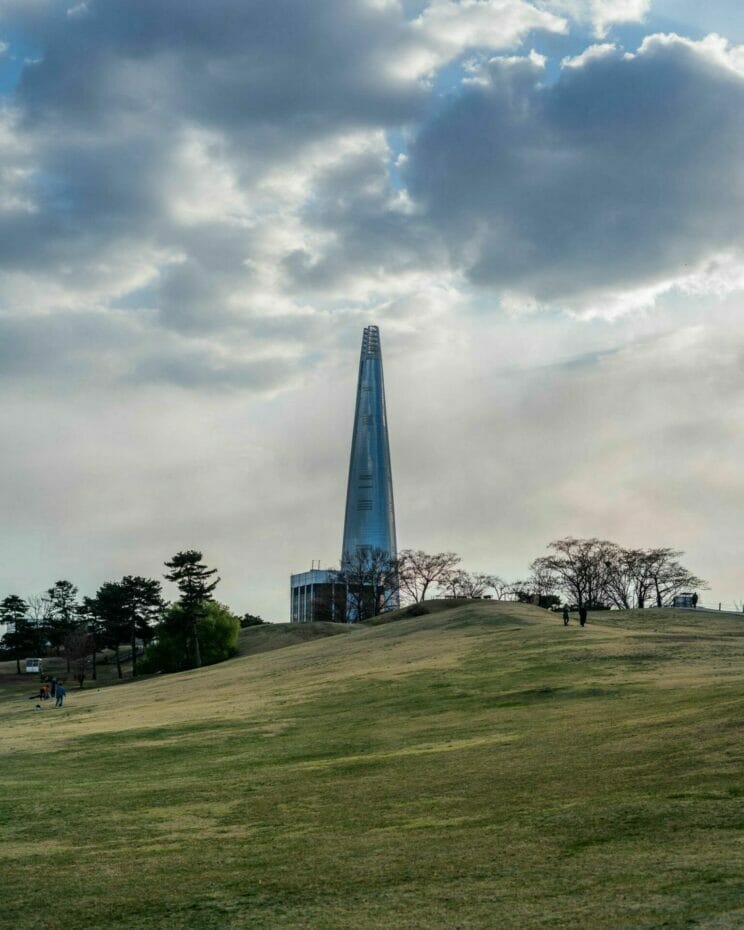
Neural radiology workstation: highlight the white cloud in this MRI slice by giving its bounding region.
[392,0,567,79]
[561,42,617,68]
[631,31,744,76]
[545,0,649,37]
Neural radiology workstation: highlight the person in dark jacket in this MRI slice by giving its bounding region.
[55,683,66,707]
[562,606,570,625]
[579,606,588,627]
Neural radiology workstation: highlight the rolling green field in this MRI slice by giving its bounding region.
[1,602,743,930]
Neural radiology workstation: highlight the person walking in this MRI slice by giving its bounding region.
[579,605,588,627]
[50,677,58,698]
[55,683,66,708]
[562,606,570,626]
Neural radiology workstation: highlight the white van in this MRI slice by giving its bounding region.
[25,657,42,674]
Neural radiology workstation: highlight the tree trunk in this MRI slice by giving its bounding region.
[15,656,20,674]
[131,632,138,677]
[192,622,202,668]
[115,645,122,679]
[92,645,97,681]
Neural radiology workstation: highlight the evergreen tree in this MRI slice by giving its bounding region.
[120,576,164,676]
[0,595,38,674]
[164,551,219,669]
[46,580,81,666]
[89,577,164,677]
[85,585,128,678]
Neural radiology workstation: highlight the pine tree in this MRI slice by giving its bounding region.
[163,551,220,669]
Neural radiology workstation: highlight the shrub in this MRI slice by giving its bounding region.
[198,602,241,665]
[405,603,431,617]
[140,601,240,674]
[241,613,264,627]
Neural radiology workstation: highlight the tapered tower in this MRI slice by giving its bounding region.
[341,325,397,566]
[289,324,397,622]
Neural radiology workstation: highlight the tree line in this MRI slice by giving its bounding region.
[0,550,253,682]
[327,548,505,621]
[331,538,706,620]
[525,538,706,611]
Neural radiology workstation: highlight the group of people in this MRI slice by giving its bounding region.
[32,677,66,707]
[562,606,588,627]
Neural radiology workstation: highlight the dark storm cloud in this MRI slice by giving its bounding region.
[0,1,741,392]
[7,0,423,132]
[0,0,438,355]
[0,129,168,277]
[404,37,744,303]
[282,146,444,293]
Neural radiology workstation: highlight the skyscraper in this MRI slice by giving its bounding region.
[290,325,398,622]
[341,325,397,566]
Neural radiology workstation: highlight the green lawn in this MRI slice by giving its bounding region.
[1,602,742,929]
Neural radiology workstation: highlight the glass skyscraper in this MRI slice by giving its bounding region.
[290,325,397,621]
[341,325,397,566]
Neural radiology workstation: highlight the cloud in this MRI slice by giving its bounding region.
[398,0,567,78]
[404,33,744,314]
[561,42,616,68]
[0,309,308,394]
[546,0,650,38]
[0,0,573,382]
[0,4,740,389]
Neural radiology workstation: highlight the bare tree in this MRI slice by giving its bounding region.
[603,545,637,609]
[438,570,501,599]
[26,593,53,638]
[528,562,560,607]
[534,539,707,611]
[641,548,707,607]
[531,538,616,611]
[336,548,399,621]
[63,627,95,689]
[397,550,461,604]
[491,578,514,600]
[439,569,468,598]
[462,572,502,598]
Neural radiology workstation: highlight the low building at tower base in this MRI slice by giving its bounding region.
[290,569,347,623]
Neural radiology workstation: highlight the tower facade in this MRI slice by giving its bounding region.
[341,325,397,566]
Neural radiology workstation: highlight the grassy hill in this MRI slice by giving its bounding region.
[236,619,358,656]
[1,601,743,929]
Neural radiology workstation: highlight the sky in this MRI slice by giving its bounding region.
[0,0,742,619]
